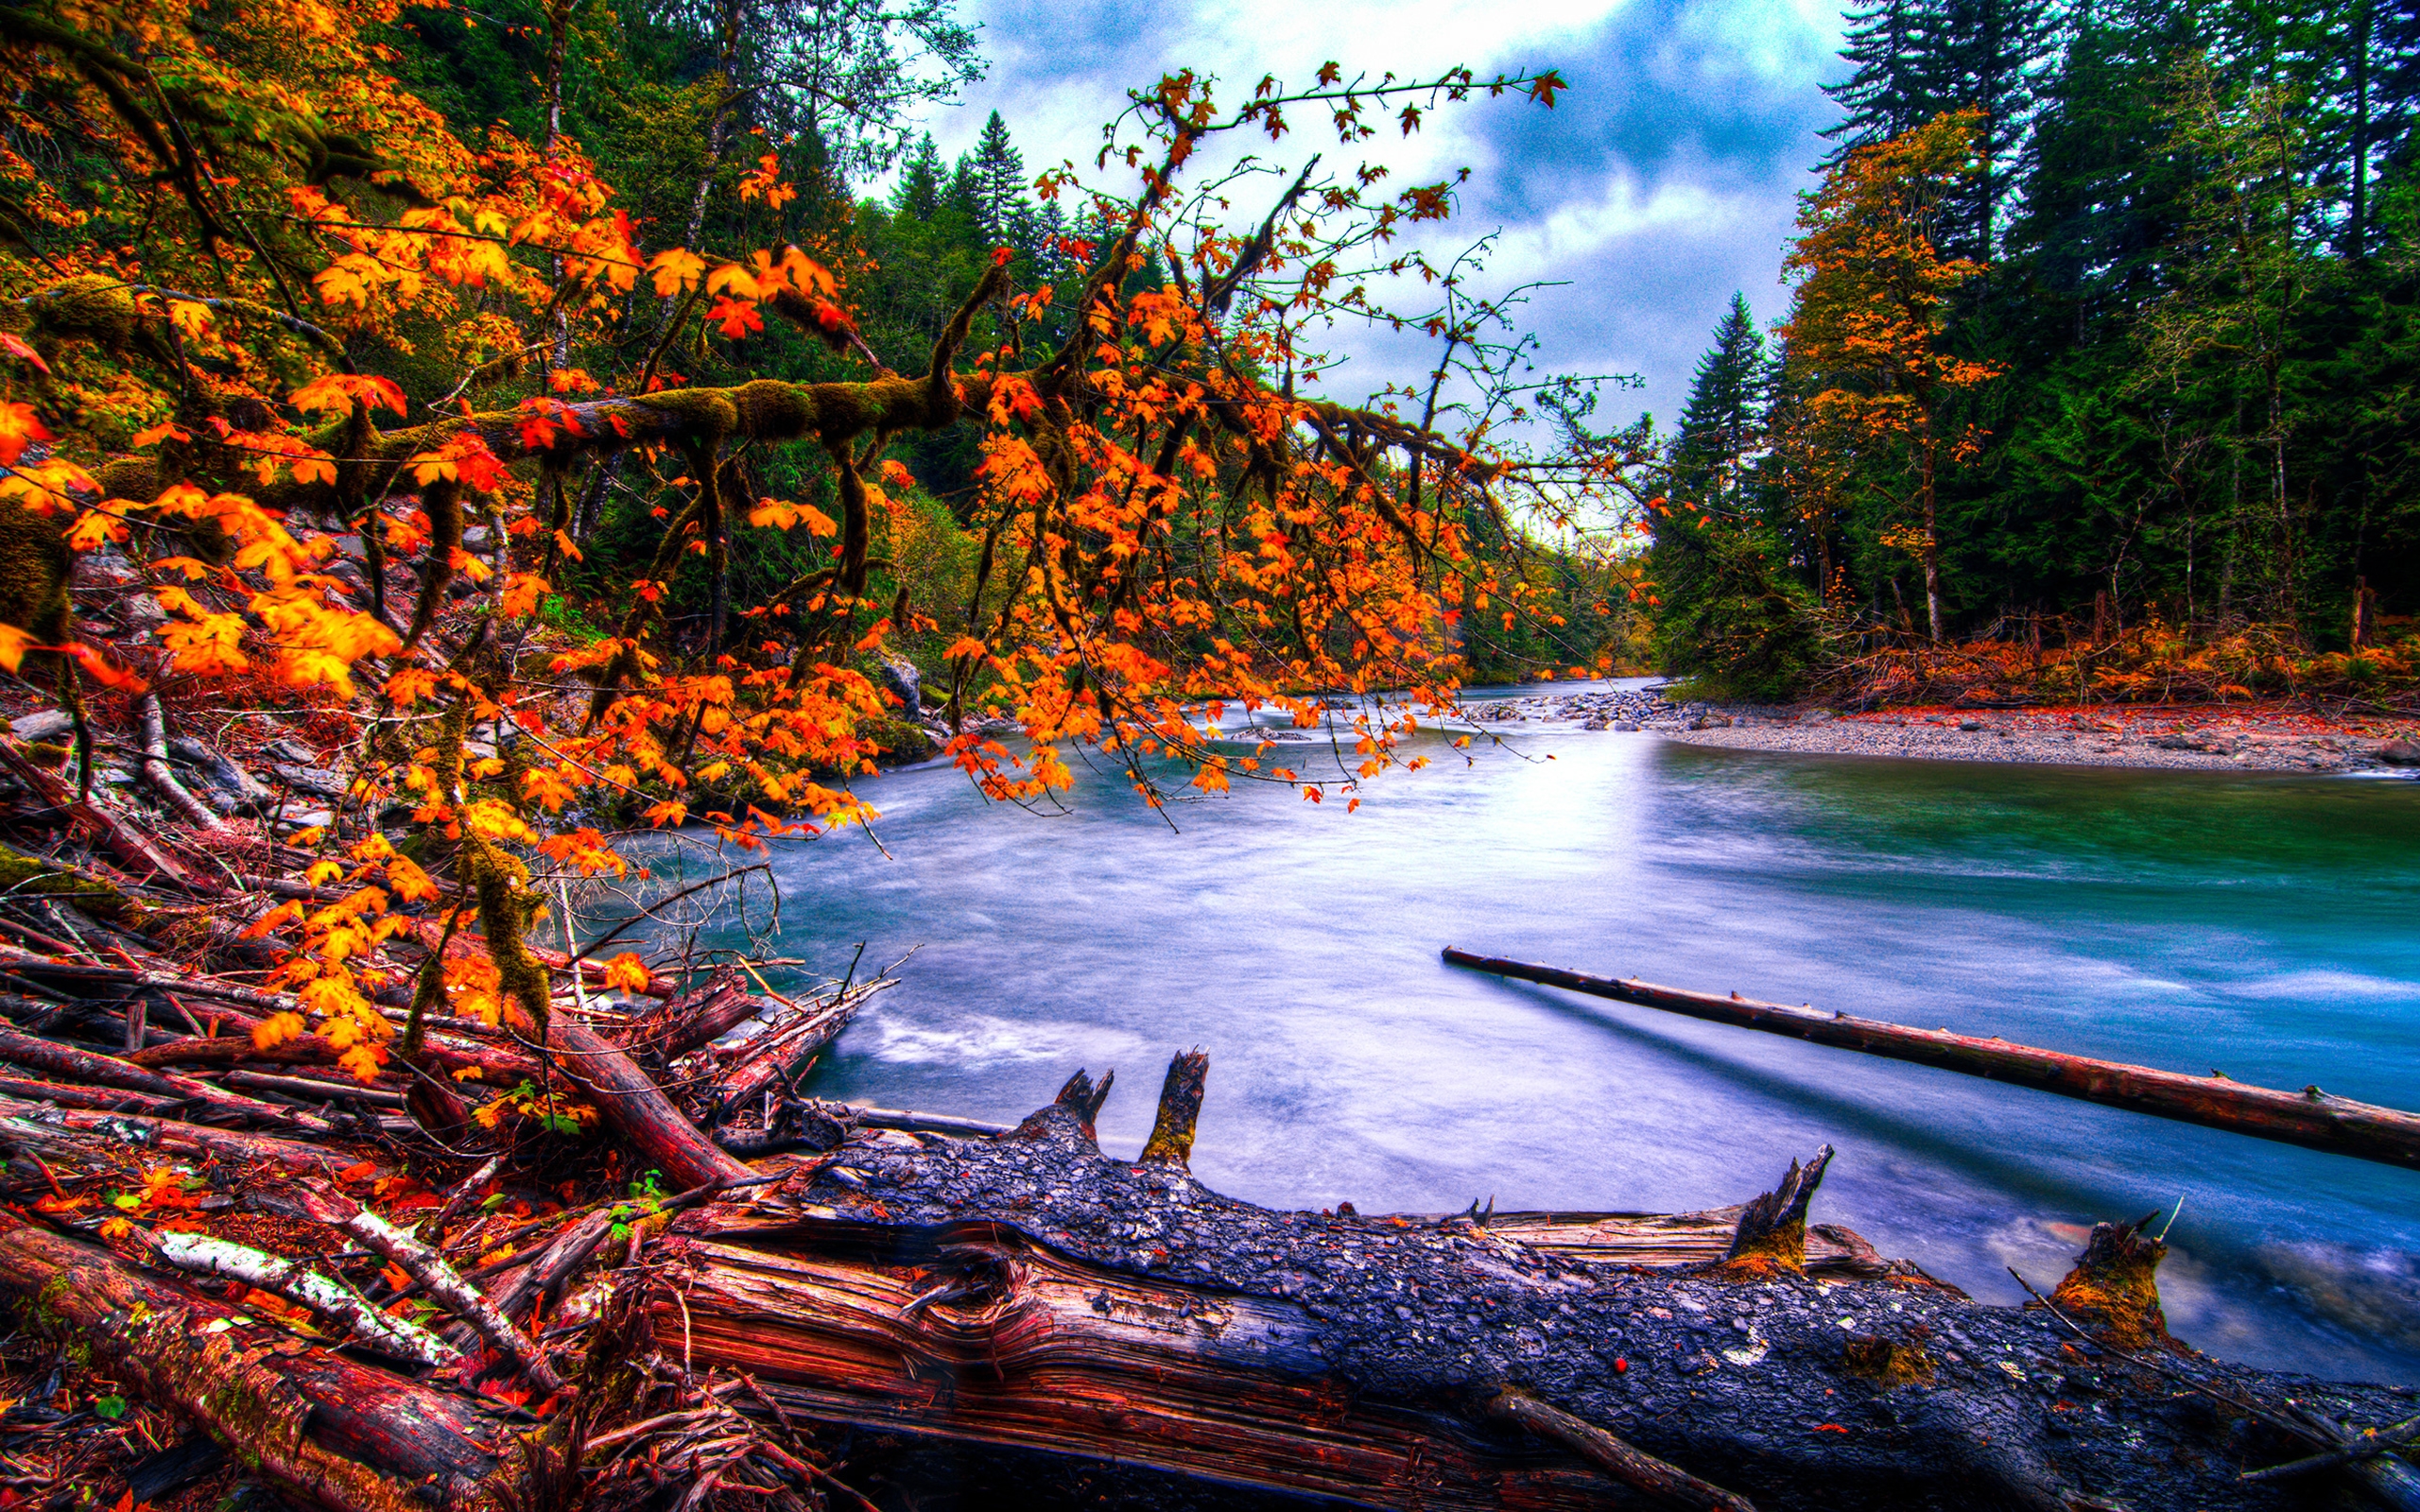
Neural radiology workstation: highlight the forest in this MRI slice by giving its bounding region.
[1650,0,2420,705]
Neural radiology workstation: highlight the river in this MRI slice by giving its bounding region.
[650,680,2420,1385]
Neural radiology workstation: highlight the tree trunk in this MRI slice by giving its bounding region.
[1920,423,1944,643]
[655,1062,2405,1512]
[1441,949,2420,1171]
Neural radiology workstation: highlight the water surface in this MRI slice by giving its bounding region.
[653,683,2420,1384]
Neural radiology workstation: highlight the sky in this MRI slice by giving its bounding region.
[897,0,1849,435]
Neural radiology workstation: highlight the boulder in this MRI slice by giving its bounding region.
[2378,739,2420,766]
[873,650,923,713]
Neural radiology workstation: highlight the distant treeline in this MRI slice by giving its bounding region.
[1650,0,2420,698]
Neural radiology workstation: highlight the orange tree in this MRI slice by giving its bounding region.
[1777,108,2001,644]
[0,0,1631,1066]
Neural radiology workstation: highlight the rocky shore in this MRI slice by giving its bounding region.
[1459,687,2420,774]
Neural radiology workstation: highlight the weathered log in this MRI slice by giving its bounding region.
[1443,947,2420,1171]
[1139,1047,1208,1169]
[279,1182,562,1395]
[1482,1385,1755,1512]
[1724,1144,1832,1270]
[146,1228,461,1368]
[0,1211,505,1511]
[0,1069,193,1116]
[136,693,230,833]
[0,738,206,890]
[130,1023,544,1086]
[617,967,753,1058]
[0,1020,334,1131]
[837,1100,1011,1138]
[660,1068,2405,1512]
[546,1015,753,1191]
[0,1099,364,1176]
[711,981,883,1119]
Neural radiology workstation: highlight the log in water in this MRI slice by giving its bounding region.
[1443,947,2420,1171]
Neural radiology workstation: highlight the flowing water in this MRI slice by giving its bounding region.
[648,680,2420,1385]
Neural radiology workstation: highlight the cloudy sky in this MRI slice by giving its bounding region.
[899,0,1848,433]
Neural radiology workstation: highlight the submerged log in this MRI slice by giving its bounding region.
[1443,947,2420,1171]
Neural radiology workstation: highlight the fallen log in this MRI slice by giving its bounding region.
[1443,947,2420,1172]
[0,738,207,891]
[659,1056,2408,1512]
[0,1099,363,1176]
[547,1014,754,1191]
[0,1211,507,1511]
[0,1020,335,1132]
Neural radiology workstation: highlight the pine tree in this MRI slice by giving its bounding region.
[1824,0,2053,256]
[1824,0,1937,148]
[892,133,944,219]
[942,149,983,226]
[1671,293,1771,513]
[971,110,1027,248]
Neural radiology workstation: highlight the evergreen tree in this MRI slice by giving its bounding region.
[971,110,1028,248]
[1824,0,1937,147]
[892,133,944,219]
[1824,0,2052,256]
[1670,293,1772,511]
[942,149,983,226]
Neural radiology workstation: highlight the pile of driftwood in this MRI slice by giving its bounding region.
[0,731,2413,1511]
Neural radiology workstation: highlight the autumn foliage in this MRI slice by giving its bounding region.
[0,0,1609,1081]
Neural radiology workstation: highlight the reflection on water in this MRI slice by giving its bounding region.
[649,682,2420,1384]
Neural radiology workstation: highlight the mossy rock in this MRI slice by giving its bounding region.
[0,500,70,663]
[860,717,934,765]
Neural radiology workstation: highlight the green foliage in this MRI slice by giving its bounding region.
[1651,0,2420,686]
[1649,507,1825,701]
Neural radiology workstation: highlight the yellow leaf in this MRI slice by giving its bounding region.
[705,263,759,298]
[646,248,706,297]
[0,624,28,674]
[251,1011,307,1050]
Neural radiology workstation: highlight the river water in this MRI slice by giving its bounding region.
[664,681,2420,1385]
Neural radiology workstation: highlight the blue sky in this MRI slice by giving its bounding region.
[902,0,1847,432]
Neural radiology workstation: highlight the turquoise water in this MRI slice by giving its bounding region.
[648,684,2420,1384]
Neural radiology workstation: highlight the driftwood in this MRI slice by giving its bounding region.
[1443,947,2420,1171]
[655,1057,2413,1512]
[3,1021,2414,1512]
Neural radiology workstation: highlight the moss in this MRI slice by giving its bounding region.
[859,717,933,764]
[730,379,816,439]
[1841,1333,1935,1388]
[0,499,70,651]
[631,388,738,438]
[2047,1215,2171,1351]
[0,844,147,925]
[28,273,136,348]
[467,835,550,1033]
[404,479,462,647]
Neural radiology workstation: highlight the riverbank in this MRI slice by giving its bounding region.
[1463,686,2420,773]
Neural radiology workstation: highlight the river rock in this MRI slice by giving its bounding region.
[270,762,349,799]
[9,710,72,743]
[2379,739,2420,766]
[873,651,923,713]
